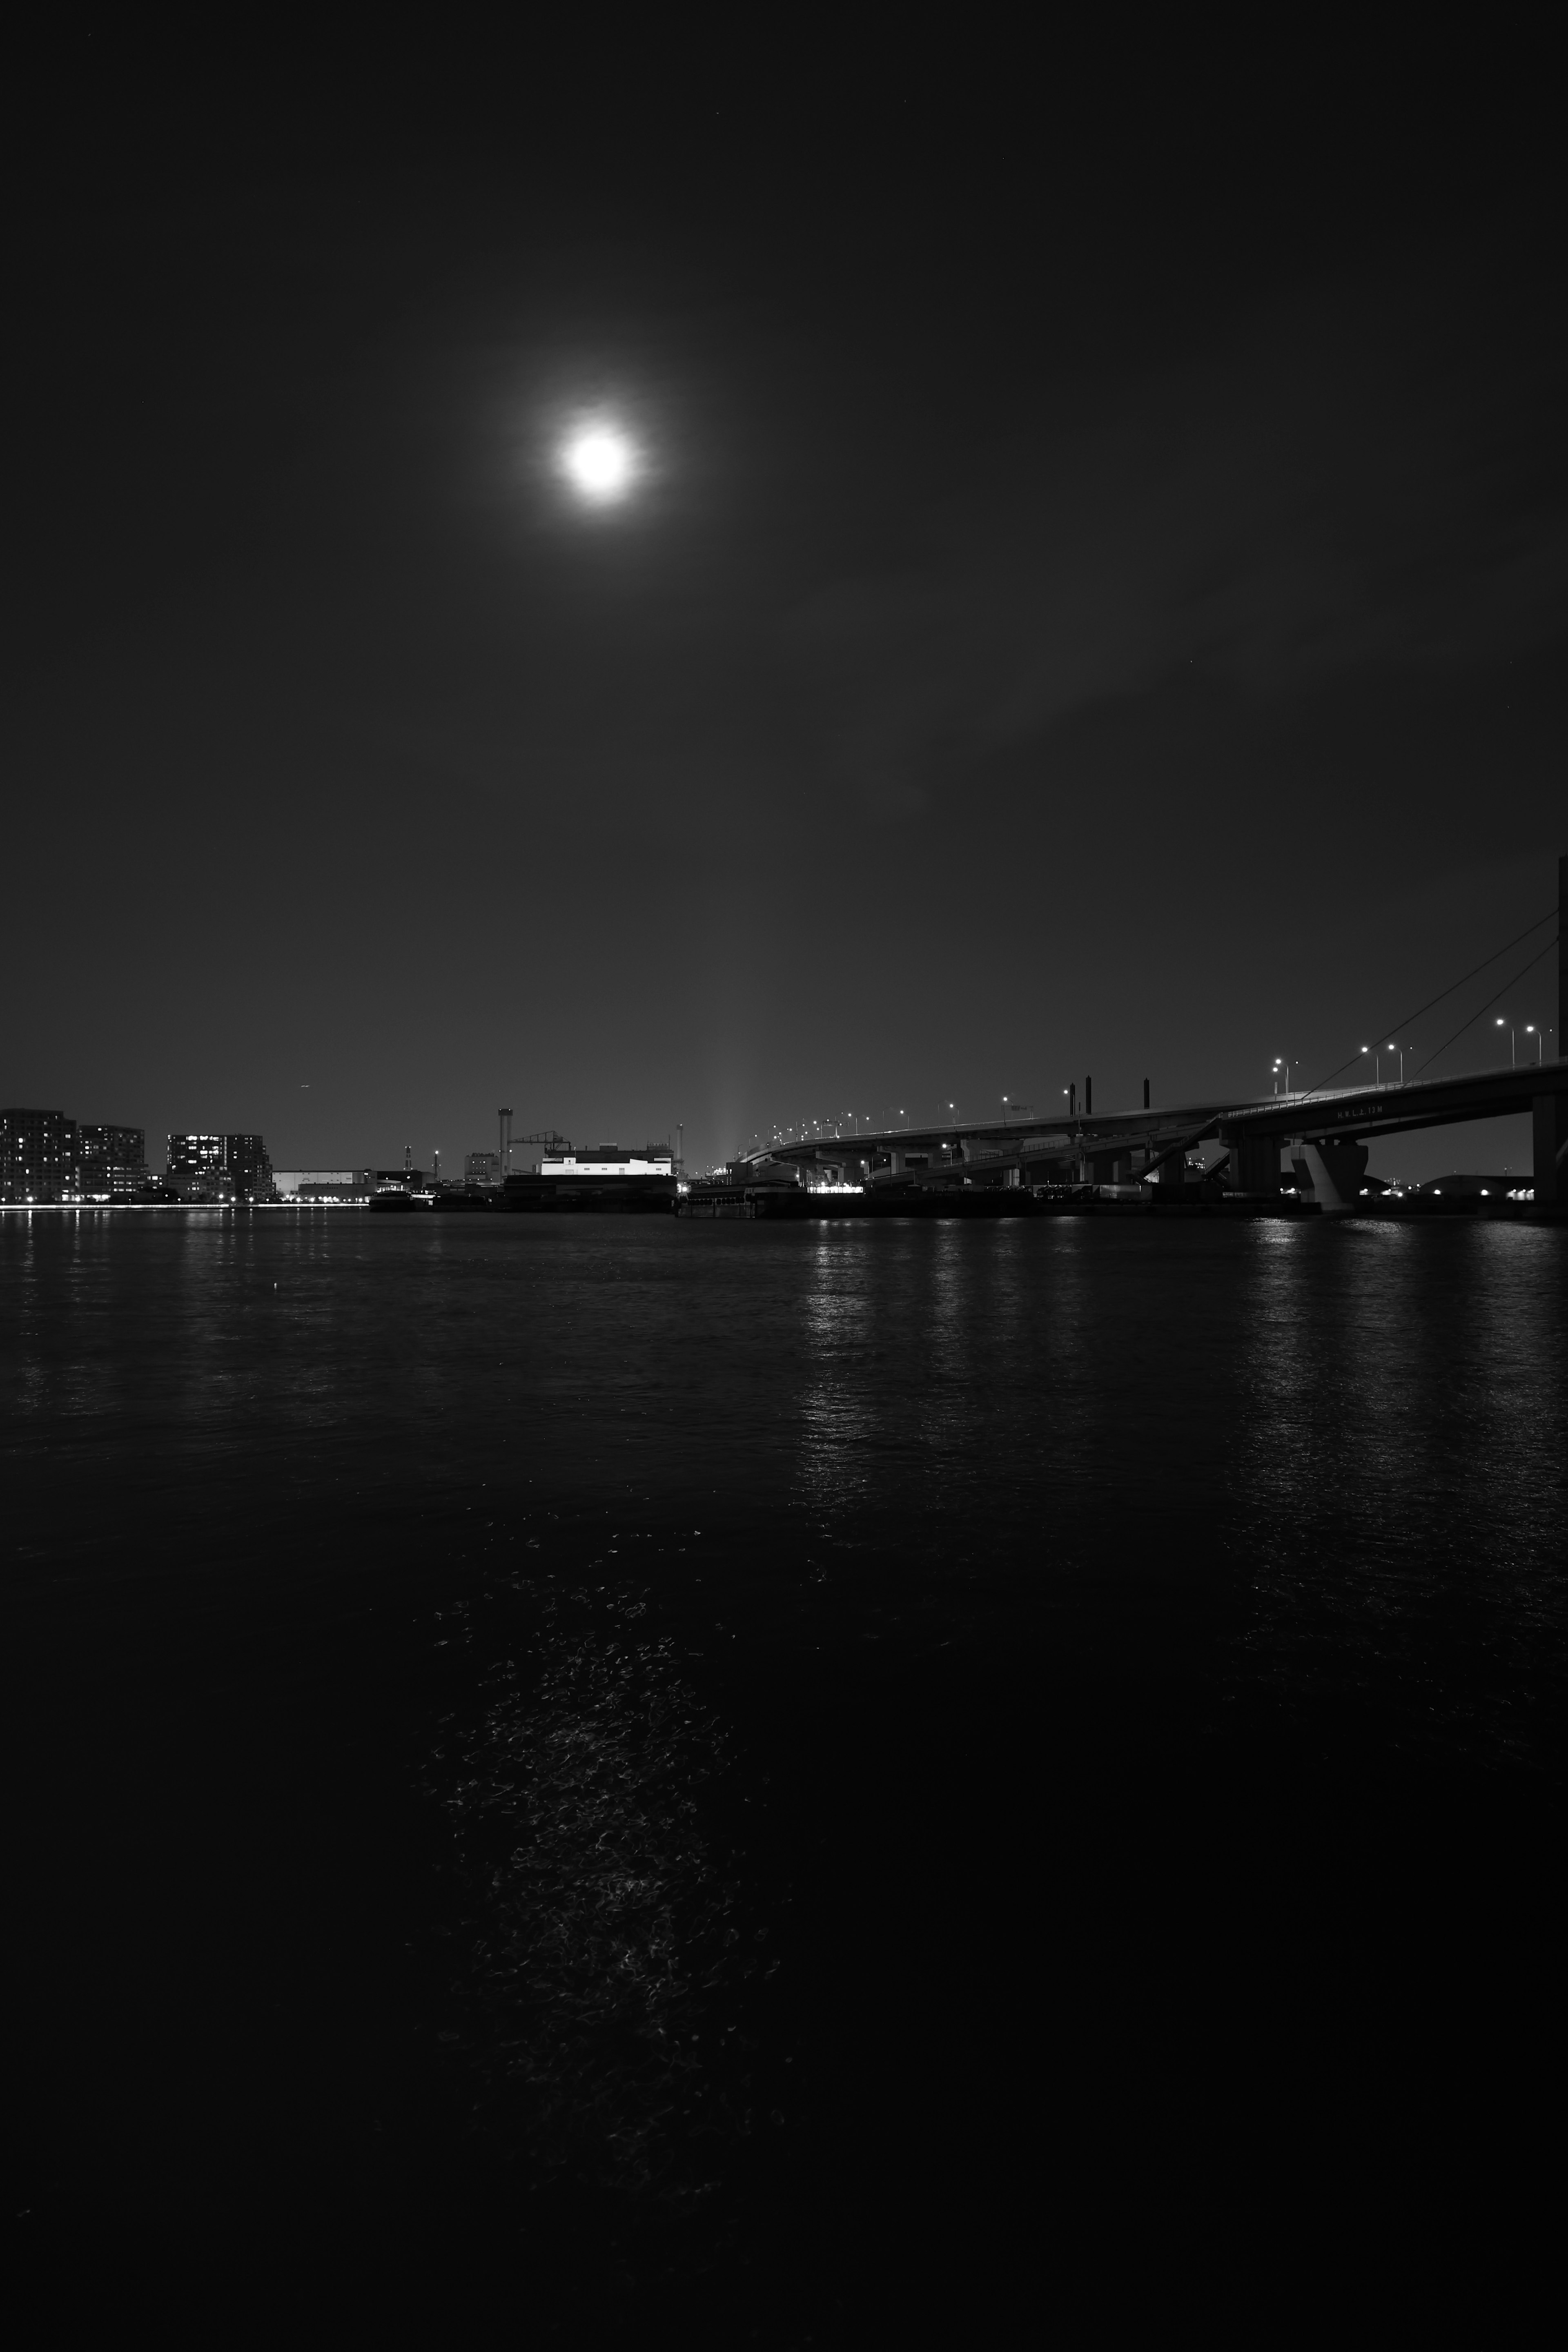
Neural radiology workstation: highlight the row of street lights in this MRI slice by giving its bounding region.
[1356,1020,1550,1084]
[753,1001,1559,1159]
[1269,1016,1553,1104]
[759,1011,1554,1158]
[768,1009,1557,1154]
[759,1096,1045,1149]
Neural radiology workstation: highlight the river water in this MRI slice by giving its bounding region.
[7,1210,1566,2335]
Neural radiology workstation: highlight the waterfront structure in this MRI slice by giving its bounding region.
[272,1169,374,1202]
[505,1143,677,1211]
[78,1124,148,1199]
[1,1107,78,1201]
[539,1145,673,1176]
[465,1150,502,1187]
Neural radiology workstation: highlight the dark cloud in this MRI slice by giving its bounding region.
[783,258,1568,816]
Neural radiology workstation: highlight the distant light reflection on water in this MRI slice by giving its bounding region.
[1229,1220,1566,1765]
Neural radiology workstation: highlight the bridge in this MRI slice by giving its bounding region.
[741,1057,1567,1214]
[738,858,1567,1216]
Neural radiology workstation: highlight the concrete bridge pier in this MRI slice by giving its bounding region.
[1533,1092,1566,1214]
[1536,850,1568,1214]
[1297,1141,1368,1214]
[1225,1133,1281,1198]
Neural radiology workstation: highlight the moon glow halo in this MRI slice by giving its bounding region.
[558,420,641,506]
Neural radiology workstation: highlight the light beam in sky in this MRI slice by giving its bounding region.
[557,419,641,506]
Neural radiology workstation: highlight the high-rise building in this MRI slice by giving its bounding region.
[1,1107,78,1201]
[78,1124,148,1199]
[165,1135,222,1200]
[165,1134,273,1200]
[223,1134,273,1201]
[166,1134,223,1197]
[163,1134,274,1201]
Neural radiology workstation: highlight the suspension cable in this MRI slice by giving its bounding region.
[1410,931,1559,1080]
[1299,905,1557,1099]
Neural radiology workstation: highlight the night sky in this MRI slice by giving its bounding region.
[8,24,1565,1176]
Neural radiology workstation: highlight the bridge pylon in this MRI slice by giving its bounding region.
[1530,851,1566,1214]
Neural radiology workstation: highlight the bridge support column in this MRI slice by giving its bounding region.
[1301,1142,1368,1214]
[1538,848,1568,1213]
[1533,1094,1566,1214]
[1227,1135,1281,1197]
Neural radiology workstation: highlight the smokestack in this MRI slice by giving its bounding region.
[1069,1082,1077,1118]
[1143,1078,1150,1109]
[1085,1076,1093,1116]
[498,1107,513,1180]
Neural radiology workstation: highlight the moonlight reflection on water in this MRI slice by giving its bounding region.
[429,1579,768,2204]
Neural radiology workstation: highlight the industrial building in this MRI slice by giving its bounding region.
[271,1169,374,1202]
[503,1143,678,1210]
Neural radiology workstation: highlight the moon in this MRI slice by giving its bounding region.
[558,420,641,506]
